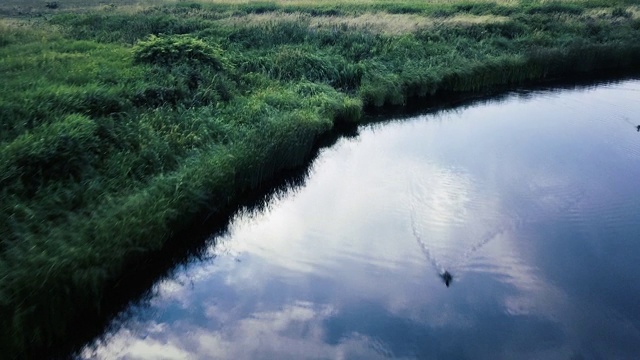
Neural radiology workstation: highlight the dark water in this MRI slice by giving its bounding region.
[80,80,640,360]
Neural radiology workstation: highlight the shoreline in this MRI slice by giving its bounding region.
[57,73,640,360]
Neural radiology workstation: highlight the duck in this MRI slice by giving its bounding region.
[636,125,640,132]
[440,271,453,287]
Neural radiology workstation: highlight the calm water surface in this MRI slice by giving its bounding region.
[82,80,640,359]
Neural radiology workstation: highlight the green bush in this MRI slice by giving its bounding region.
[133,34,229,68]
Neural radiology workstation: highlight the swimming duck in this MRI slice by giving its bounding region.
[440,271,453,287]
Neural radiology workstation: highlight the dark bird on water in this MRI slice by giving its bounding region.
[440,271,453,287]
[636,125,640,132]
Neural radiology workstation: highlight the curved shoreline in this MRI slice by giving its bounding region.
[58,72,640,360]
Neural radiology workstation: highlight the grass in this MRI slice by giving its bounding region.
[220,12,512,34]
[1,0,640,357]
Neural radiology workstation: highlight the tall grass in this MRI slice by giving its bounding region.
[1,0,640,357]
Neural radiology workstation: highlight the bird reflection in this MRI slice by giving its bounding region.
[440,271,453,287]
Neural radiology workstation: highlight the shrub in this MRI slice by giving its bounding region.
[133,34,229,68]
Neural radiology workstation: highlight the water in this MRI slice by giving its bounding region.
[81,80,640,359]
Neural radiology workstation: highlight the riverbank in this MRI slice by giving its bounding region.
[2,0,640,357]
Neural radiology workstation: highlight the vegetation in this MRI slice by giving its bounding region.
[1,0,640,357]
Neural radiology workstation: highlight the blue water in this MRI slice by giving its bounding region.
[81,80,640,360]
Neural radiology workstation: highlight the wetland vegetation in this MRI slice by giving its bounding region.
[1,0,640,357]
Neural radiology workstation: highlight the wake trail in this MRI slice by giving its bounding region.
[410,209,445,273]
[457,228,506,267]
[408,174,506,277]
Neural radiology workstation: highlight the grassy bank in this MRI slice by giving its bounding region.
[2,0,640,356]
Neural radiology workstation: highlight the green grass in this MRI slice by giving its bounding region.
[2,0,640,357]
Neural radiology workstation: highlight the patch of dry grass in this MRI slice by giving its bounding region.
[200,0,519,5]
[585,5,640,20]
[220,12,509,34]
[0,0,605,16]
[0,18,28,28]
[0,16,60,42]
[310,13,510,34]
[0,0,176,17]
[186,0,620,6]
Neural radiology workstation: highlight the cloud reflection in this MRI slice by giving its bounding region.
[82,80,640,359]
[83,300,412,360]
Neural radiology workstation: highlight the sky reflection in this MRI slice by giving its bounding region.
[82,80,640,360]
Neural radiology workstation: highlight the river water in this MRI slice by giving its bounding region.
[80,80,640,359]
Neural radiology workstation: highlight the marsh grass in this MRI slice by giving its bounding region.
[2,0,640,357]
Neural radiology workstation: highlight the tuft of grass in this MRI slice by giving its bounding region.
[0,114,98,192]
[132,34,229,68]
